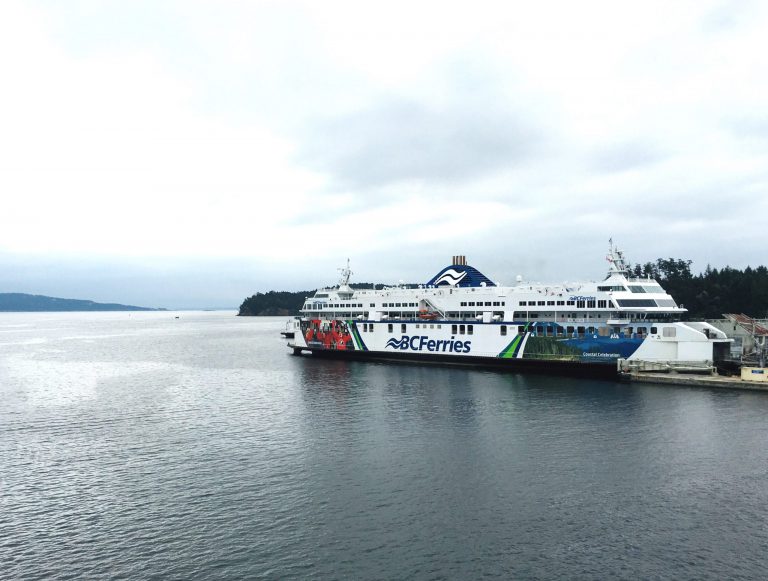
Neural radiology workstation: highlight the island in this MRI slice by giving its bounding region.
[0,293,165,312]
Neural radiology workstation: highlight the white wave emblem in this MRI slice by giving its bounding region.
[434,269,467,286]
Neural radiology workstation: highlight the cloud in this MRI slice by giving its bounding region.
[591,141,665,173]
[298,94,542,189]
[1,0,767,307]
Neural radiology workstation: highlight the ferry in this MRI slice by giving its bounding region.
[287,242,731,375]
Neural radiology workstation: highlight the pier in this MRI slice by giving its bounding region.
[623,370,768,392]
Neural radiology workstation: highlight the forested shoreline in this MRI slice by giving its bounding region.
[238,260,768,319]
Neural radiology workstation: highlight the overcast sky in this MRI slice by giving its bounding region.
[1,0,766,309]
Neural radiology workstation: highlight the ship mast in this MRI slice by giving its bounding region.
[337,259,353,295]
[605,238,630,278]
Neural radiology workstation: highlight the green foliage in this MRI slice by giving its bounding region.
[633,259,768,319]
[238,290,313,316]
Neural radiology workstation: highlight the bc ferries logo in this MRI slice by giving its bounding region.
[386,335,471,353]
[433,268,467,286]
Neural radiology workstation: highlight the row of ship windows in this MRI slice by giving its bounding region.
[306,299,668,310]
[359,322,675,338]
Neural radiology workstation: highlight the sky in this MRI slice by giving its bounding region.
[1,0,767,309]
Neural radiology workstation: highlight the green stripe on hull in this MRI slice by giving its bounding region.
[499,324,530,358]
[348,321,368,351]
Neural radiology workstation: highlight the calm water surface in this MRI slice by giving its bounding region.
[1,312,767,579]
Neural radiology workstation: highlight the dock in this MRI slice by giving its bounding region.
[624,371,768,392]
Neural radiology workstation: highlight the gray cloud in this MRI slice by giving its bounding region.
[727,115,768,141]
[701,0,757,33]
[591,141,665,173]
[298,96,543,189]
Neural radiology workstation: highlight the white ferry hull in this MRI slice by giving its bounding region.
[290,318,726,376]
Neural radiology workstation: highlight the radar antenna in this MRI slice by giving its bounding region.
[338,258,353,288]
[606,238,630,277]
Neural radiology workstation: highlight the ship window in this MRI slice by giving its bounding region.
[567,300,575,306]
[493,301,499,306]
[501,302,505,306]
[452,324,457,334]
[629,285,647,293]
[459,325,466,335]
[547,301,555,306]
[437,325,441,329]
[616,299,657,307]
[485,302,491,306]
[546,326,554,336]
[388,324,393,333]
[537,301,545,306]
[557,301,565,306]
[500,325,507,336]
[651,327,658,334]
[396,303,402,307]
[415,324,420,329]
[637,327,647,336]
[467,325,473,335]
[556,327,564,336]
[577,300,585,308]
[401,323,406,333]
[519,301,527,306]
[370,303,375,307]
[430,324,435,329]
[598,300,607,308]
[469,302,476,306]
[587,300,596,308]
[567,326,575,335]
[655,299,677,307]
[460,302,466,306]
[530,313,538,318]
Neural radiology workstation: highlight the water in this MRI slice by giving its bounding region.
[1,312,767,580]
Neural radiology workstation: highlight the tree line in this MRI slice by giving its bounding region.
[238,261,768,319]
[631,258,768,319]
[237,284,379,316]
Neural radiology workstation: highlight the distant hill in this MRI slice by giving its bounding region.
[0,293,165,312]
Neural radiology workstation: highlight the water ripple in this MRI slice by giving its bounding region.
[1,313,768,579]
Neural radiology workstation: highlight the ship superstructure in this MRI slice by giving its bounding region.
[288,243,730,374]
